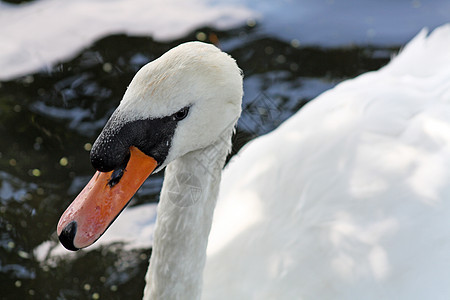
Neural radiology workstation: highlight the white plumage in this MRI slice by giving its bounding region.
[203,24,450,299]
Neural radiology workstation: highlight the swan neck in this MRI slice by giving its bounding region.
[143,133,232,300]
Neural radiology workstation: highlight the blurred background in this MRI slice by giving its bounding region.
[0,0,449,298]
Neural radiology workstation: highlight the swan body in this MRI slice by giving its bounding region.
[204,25,450,299]
[57,24,450,300]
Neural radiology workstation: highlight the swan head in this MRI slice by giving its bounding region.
[57,42,243,250]
[92,41,243,172]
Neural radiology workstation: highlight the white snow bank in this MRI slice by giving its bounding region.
[0,0,254,80]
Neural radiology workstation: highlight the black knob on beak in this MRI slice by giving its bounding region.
[58,221,79,251]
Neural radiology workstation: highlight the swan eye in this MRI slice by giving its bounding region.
[173,107,189,121]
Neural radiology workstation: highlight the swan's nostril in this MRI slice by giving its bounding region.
[58,221,79,251]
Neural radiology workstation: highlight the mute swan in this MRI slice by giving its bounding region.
[57,24,450,300]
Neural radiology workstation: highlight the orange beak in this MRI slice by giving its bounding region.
[57,146,157,250]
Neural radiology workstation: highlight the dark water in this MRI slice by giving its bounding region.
[0,23,395,299]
